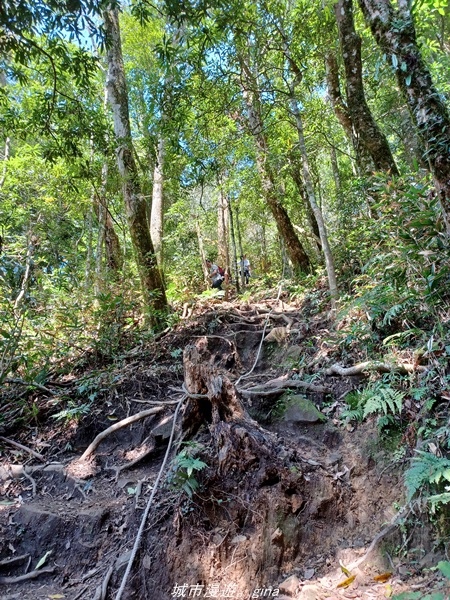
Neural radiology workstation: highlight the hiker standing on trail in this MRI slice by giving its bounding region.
[206,259,224,290]
[240,255,251,285]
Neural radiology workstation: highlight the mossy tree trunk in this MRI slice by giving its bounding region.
[358,0,450,233]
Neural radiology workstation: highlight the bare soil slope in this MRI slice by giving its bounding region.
[0,297,446,600]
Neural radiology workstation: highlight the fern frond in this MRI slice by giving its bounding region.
[405,451,450,501]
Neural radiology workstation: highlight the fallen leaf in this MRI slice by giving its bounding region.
[384,583,392,597]
[48,595,65,599]
[35,550,52,570]
[374,572,392,583]
[339,560,352,577]
[337,574,356,588]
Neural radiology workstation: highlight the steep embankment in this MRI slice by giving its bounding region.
[0,297,447,600]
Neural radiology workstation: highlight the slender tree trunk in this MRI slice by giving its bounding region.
[14,235,36,315]
[235,206,245,287]
[150,137,164,269]
[217,187,229,269]
[103,6,167,316]
[290,96,338,301]
[290,166,322,254]
[238,58,311,274]
[228,200,240,293]
[0,137,10,189]
[335,0,399,175]
[358,0,450,232]
[194,210,208,287]
[84,205,94,291]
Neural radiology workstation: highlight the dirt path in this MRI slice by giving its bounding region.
[0,299,447,600]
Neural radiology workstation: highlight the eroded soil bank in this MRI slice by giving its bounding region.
[0,297,448,600]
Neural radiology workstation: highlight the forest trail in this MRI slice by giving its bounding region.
[0,295,447,600]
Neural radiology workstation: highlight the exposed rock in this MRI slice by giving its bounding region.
[282,395,326,424]
[279,574,300,596]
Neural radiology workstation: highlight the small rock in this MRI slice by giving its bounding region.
[304,568,315,580]
[279,574,300,596]
[297,584,323,600]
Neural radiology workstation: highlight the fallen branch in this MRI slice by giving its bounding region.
[325,361,427,376]
[0,567,54,584]
[0,436,45,462]
[79,407,164,461]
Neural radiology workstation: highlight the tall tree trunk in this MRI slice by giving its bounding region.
[335,0,399,175]
[103,6,167,316]
[238,57,311,274]
[289,95,338,301]
[358,0,450,232]
[150,136,164,269]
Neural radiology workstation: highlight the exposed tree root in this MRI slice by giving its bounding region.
[0,567,55,584]
[0,554,29,568]
[93,564,114,600]
[78,406,164,461]
[0,436,45,462]
[239,379,331,397]
[326,361,427,376]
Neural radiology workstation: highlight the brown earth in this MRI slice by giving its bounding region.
[0,296,448,600]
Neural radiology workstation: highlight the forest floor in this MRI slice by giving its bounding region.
[0,288,449,600]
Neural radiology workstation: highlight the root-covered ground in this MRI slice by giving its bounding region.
[0,294,448,600]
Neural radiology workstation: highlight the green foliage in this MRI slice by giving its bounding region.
[168,443,207,499]
[405,451,450,505]
[341,383,405,425]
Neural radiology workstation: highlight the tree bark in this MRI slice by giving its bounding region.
[150,136,164,269]
[335,0,399,175]
[103,6,167,316]
[358,0,450,232]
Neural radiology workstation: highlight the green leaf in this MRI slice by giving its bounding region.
[437,561,450,579]
[406,74,412,86]
[391,54,398,68]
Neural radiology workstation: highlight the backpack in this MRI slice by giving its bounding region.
[217,266,225,277]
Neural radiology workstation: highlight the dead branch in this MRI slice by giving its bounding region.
[79,407,164,461]
[0,567,54,584]
[0,436,45,461]
[0,554,29,568]
[325,361,427,376]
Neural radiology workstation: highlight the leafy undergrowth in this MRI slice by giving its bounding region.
[0,286,450,599]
